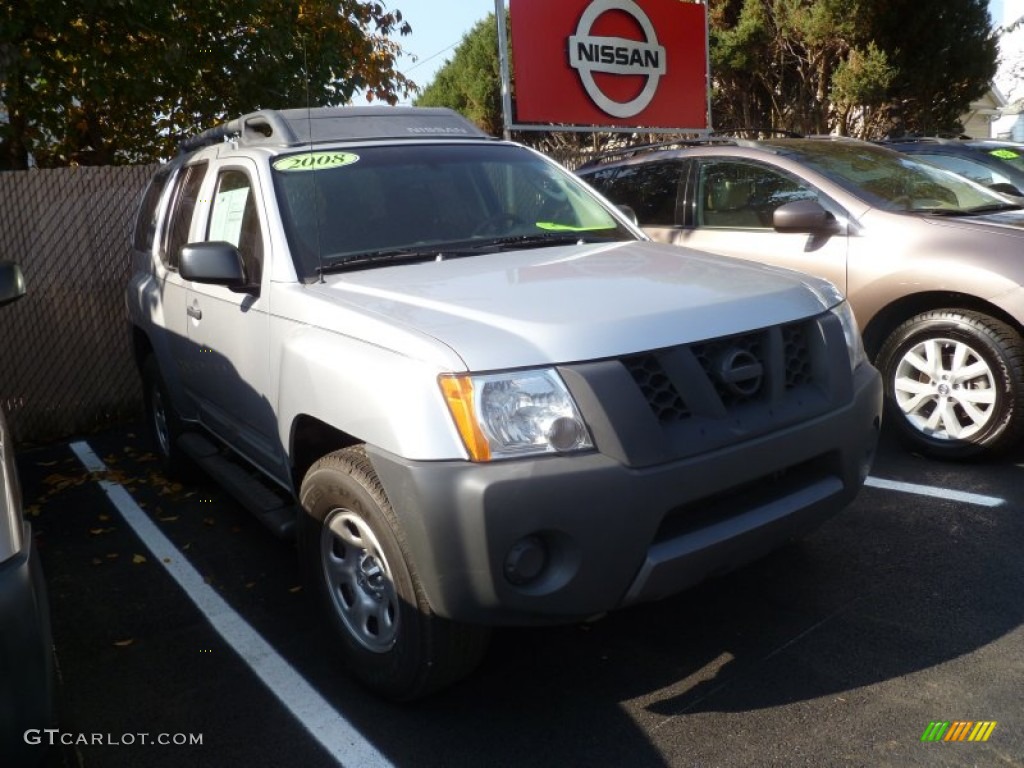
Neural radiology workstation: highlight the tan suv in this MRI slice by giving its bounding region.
[579,138,1024,459]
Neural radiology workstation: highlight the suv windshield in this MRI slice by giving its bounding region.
[272,143,634,277]
[767,140,1016,214]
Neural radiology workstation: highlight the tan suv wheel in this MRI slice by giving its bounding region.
[876,310,1024,458]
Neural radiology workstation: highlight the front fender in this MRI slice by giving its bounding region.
[276,325,470,461]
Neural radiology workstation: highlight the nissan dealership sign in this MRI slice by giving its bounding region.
[508,0,708,130]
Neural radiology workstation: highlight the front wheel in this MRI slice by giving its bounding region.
[875,310,1024,458]
[298,446,489,700]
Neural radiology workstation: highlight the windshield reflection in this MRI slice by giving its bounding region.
[769,140,1019,214]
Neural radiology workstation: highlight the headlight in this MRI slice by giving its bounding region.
[0,410,24,564]
[831,300,866,371]
[440,369,593,461]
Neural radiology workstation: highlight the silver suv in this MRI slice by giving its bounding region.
[580,138,1024,458]
[127,107,881,699]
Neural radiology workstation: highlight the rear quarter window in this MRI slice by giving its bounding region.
[132,165,175,252]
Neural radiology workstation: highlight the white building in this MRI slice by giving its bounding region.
[990,0,1024,138]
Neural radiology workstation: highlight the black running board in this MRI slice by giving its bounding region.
[178,432,296,539]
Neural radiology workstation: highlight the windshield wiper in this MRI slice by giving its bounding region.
[317,248,441,274]
[912,202,1023,217]
[316,233,628,274]
[474,232,624,250]
[964,203,1024,215]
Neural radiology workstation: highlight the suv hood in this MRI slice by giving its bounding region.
[309,241,835,370]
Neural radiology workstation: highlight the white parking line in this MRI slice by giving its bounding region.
[69,441,394,768]
[865,475,1005,508]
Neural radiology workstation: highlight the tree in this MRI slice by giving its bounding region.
[415,14,504,136]
[710,0,864,135]
[710,0,997,137]
[0,0,414,168]
[858,0,997,135]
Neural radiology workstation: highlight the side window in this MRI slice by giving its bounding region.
[697,160,816,229]
[161,162,208,270]
[602,160,683,226]
[133,165,174,252]
[207,170,263,285]
[581,166,620,196]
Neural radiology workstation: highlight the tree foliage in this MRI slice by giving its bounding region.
[0,0,414,168]
[414,1,998,145]
[710,0,997,137]
[414,14,504,136]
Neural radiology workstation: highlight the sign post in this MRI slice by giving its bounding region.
[498,0,710,136]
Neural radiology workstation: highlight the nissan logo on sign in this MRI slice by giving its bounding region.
[568,0,666,118]
[509,0,708,131]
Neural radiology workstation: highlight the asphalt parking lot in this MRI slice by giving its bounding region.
[17,420,1024,768]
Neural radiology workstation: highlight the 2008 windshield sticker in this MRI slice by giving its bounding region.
[272,152,359,171]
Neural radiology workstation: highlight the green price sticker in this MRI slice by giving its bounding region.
[272,151,360,172]
[990,149,1020,160]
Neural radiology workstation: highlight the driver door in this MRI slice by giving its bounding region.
[183,161,283,477]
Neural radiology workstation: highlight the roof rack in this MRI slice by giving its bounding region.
[576,127,815,169]
[178,106,492,154]
[877,134,972,145]
[577,136,738,169]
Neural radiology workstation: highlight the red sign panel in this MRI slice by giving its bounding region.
[510,0,708,129]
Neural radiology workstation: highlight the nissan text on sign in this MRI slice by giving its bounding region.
[507,0,709,131]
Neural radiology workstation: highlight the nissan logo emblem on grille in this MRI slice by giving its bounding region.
[715,349,764,397]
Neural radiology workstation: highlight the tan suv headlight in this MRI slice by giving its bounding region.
[440,369,593,461]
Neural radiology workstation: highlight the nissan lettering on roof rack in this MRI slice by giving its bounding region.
[127,105,881,700]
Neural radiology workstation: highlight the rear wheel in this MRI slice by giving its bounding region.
[876,310,1024,458]
[299,446,489,700]
[141,355,194,477]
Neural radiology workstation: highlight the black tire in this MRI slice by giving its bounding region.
[875,310,1024,459]
[298,446,490,700]
[141,355,195,477]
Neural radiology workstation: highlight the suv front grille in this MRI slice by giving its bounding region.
[783,322,813,389]
[623,355,691,422]
[560,311,843,467]
[623,318,816,424]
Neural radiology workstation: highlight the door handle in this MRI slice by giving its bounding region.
[187,305,202,320]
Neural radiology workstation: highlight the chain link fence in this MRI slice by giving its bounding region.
[0,164,157,446]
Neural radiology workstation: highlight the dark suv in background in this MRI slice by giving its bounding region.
[878,137,1024,200]
[579,137,1024,459]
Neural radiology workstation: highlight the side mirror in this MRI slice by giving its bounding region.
[616,204,639,226]
[988,182,1023,198]
[179,242,247,287]
[773,199,842,235]
[0,262,26,307]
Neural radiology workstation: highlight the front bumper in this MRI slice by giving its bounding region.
[0,522,55,763]
[370,363,882,626]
